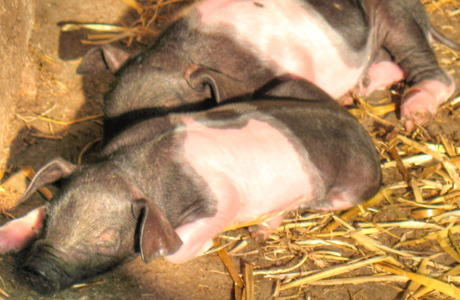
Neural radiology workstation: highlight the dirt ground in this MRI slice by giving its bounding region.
[1,0,460,299]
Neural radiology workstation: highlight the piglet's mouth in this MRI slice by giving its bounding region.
[19,245,74,295]
[20,263,62,294]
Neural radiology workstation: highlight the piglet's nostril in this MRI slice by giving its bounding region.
[20,262,61,295]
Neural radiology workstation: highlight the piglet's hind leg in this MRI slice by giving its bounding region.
[377,0,455,127]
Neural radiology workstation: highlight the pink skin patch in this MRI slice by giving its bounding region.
[165,117,316,263]
[357,61,405,96]
[401,79,455,130]
[197,0,365,98]
[0,206,45,254]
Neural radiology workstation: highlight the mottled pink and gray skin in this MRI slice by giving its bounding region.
[194,0,456,130]
[196,0,367,99]
[78,0,457,133]
[0,80,381,293]
[171,117,317,263]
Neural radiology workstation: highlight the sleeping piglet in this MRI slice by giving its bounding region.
[0,78,381,294]
[79,0,458,132]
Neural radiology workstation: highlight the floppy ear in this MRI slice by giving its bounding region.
[77,44,132,74]
[188,68,250,103]
[134,199,183,263]
[17,158,76,205]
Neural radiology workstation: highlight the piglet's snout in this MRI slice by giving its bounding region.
[19,244,72,295]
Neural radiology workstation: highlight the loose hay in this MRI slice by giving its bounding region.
[61,0,196,45]
[0,0,459,299]
[0,286,9,298]
[0,166,54,214]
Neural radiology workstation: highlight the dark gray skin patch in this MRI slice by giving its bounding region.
[171,10,279,89]
[300,0,369,51]
[102,115,176,156]
[103,118,218,229]
[103,51,213,139]
[203,109,245,122]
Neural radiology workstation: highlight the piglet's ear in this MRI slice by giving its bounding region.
[188,68,250,103]
[134,199,183,263]
[17,158,76,206]
[77,44,131,75]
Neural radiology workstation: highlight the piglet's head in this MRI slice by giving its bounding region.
[16,158,182,294]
